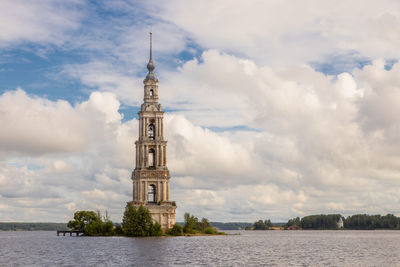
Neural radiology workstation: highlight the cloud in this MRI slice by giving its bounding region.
[0,89,134,221]
[62,61,143,106]
[3,55,400,223]
[0,0,84,47]
[160,52,400,220]
[0,89,86,155]
[166,114,253,183]
[0,89,123,156]
[148,0,400,68]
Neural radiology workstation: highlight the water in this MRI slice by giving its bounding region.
[1,230,400,266]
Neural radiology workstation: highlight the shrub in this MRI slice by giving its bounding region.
[167,224,184,236]
[204,226,216,234]
[114,225,124,235]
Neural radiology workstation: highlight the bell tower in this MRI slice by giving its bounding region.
[131,32,176,229]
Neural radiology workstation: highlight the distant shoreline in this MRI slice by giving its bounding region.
[0,223,68,231]
[0,222,252,231]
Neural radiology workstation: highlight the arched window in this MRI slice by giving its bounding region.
[148,124,155,139]
[148,184,156,202]
[149,89,154,97]
[148,149,155,167]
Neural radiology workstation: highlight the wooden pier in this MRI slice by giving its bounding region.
[57,230,84,236]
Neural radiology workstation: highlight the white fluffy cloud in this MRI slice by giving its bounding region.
[0,0,84,47]
[0,90,134,221]
[161,51,400,221]
[149,0,400,66]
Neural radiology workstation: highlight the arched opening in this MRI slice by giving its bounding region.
[149,89,154,97]
[148,124,155,139]
[148,149,155,167]
[148,184,156,202]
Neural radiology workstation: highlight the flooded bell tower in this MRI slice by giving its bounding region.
[130,32,176,229]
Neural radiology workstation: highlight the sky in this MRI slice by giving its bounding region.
[1,0,400,223]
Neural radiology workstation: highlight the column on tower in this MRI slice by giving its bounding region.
[142,118,144,137]
[142,181,146,201]
[158,117,161,137]
[161,118,163,136]
[160,180,164,201]
[163,145,166,166]
[135,181,138,201]
[157,181,161,202]
[154,144,158,167]
[167,182,169,200]
[163,181,166,200]
[144,117,147,138]
[140,145,143,167]
[135,143,137,166]
[160,145,163,167]
[139,118,142,137]
[144,145,147,167]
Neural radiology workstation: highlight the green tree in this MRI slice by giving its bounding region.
[122,204,137,236]
[264,219,273,228]
[183,212,199,233]
[122,204,158,237]
[67,211,101,233]
[136,205,153,236]
[201,218,210,231]
[67,210,114,236]
[102,220,114,236]
[286,217,301,228]
[253,219,273,230]
[150,222,163,236]
[183,213,218,234]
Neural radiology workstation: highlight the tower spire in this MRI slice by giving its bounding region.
[149,30,153,61]
[145,30,157,82]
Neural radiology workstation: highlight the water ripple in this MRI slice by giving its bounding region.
[1,230,400,266]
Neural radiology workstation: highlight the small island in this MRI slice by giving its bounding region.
[66,205,225,237]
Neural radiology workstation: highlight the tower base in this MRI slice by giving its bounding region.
[132,202,176,229]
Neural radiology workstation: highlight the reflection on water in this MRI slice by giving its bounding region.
[1,230,400,266]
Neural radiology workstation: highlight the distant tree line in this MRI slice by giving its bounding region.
[0,223,68,231]
[283,214,400,230]
[344,214,400,230]
[300,214,342,230]
[209,222,252,230]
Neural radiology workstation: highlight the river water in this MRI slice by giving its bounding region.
[1,230,400,266]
